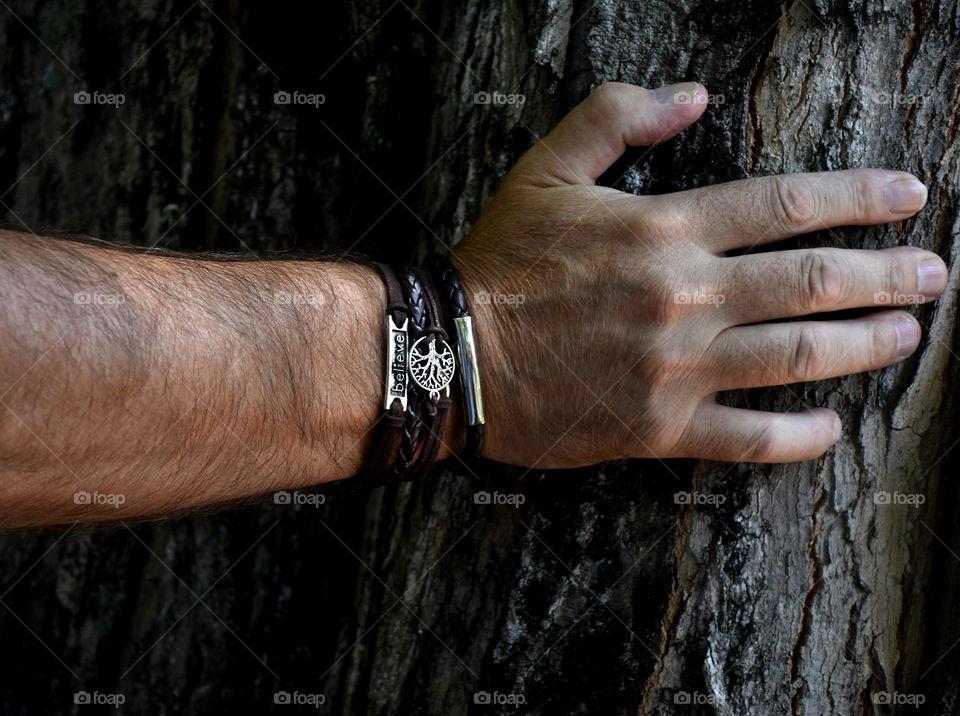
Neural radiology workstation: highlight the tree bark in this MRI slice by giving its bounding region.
[1,1,959,714]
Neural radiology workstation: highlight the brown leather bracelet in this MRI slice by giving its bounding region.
[354,263,410,487]
[425,252,485,460]
[392,266,429,476]
[405,265,454,477]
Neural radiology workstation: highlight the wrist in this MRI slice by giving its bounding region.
[291,259,385,484]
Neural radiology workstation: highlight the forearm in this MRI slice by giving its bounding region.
[0,230,396,527]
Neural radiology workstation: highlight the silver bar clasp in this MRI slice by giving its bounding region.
[453,316,484,425]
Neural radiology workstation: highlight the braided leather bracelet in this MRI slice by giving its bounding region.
[393,266,430,477]
[425,252,485,460]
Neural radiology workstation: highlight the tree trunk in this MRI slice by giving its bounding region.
[1,1,959,714]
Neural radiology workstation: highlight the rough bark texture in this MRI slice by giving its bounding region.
[1,1,959,714]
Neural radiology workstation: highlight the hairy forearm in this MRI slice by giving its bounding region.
[0,230,404,527]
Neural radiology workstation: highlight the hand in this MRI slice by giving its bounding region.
[452,82,947,467]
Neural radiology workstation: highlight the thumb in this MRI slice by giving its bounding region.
[513,81,708,186]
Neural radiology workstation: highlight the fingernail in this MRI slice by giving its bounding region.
[652,82,701,105]
[883,177,927,214]
[832,415,842,441]
[917,257,947,296]
[895,314,920,358]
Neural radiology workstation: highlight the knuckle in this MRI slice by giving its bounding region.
[870,319,898,364]
[589,81,632,115]
[642,261,720,327]
[642,275,686,326]
[633,202,697,243]
[632,340,684,389]
[770,175,819,230]
[885,254,910,294]
[799,250,846,309]
[848,174,875,223]
[654,293,684,327]
[789,326,828,382]
[744,420,780,462]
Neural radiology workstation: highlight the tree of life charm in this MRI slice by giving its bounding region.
[409,334,455,400]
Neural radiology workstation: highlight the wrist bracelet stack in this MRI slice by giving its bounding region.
[358,253,485,488]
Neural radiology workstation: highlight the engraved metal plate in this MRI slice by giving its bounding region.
[409,334,455,398]
[384,318,408,410]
